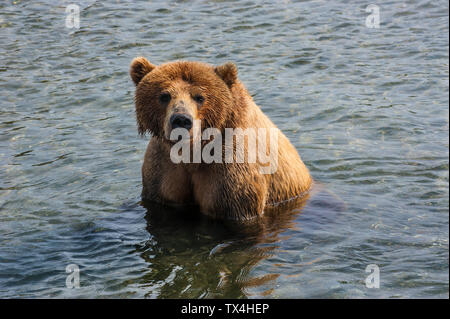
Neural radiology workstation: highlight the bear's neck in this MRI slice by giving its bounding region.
[224,81,254,130]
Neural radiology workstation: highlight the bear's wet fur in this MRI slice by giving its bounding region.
[130,58,312,220]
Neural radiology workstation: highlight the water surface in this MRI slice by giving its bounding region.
[0,0,448,298]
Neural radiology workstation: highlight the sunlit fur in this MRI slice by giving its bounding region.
[130,58,312,221]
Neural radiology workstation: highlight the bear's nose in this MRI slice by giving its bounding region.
[170,113,193,131]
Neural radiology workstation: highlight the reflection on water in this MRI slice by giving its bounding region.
[135,186,342,298]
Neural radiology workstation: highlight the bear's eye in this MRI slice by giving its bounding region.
[193,94,205,104]
[159,93,171,104]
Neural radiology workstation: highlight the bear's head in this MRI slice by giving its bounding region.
[130,58,238,141]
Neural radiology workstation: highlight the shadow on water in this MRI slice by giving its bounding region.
[134,184,345,298]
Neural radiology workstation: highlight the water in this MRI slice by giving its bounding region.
[0,0,448,298]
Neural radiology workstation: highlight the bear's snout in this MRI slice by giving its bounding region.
[170,113,193,131]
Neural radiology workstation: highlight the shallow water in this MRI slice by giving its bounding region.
[0,0,448,298]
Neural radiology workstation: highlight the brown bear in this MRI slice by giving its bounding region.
[130,57,312,221]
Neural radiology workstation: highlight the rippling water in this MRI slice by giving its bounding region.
[0,0,448,298]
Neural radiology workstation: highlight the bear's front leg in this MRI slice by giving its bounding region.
[191,164,267,221]
[142,138,194,205]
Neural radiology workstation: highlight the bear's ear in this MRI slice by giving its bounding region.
[130,57,156,86]
[214,62,238,88]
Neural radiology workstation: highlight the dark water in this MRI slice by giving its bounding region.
[0,0,448,298]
